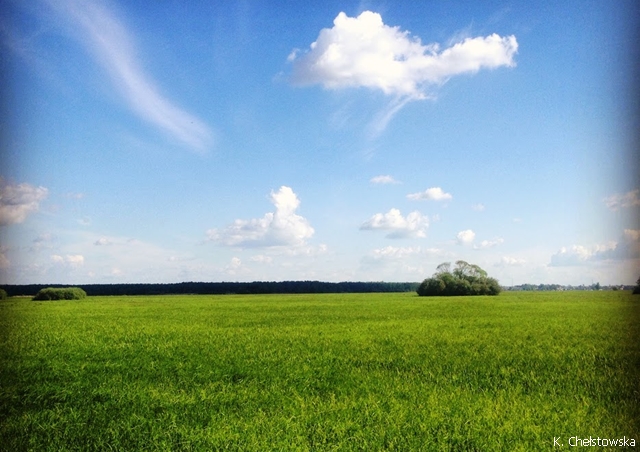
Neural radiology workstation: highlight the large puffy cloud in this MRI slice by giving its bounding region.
[207,186,315,248]
[407,187,452,201]
[360,208,429,238]
[0,179,48,225]
[603,189,640,211]
[549,230,640,266]
[290,11,517,99]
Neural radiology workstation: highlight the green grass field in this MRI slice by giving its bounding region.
[1,291,638,451]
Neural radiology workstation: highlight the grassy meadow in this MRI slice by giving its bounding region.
[1,291,638,451]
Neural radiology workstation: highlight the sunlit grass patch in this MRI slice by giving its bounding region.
[1,291,638,450]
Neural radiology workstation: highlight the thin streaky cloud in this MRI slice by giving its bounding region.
[48,0,213,151]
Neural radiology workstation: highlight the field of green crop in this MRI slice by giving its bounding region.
[1,291,638,451]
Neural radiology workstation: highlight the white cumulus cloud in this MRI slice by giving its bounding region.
[0,179,48,226]
[456,229,475,244]
[290,11,517,99]
[207,186,314,248]
[407,187,452,201]
[360,208,429,238]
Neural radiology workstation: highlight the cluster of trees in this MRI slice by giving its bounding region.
[634,277,640,295]
[0,288,6,300]
[417,261,501,297]
[2,281,419,297]
[32,287,87,301]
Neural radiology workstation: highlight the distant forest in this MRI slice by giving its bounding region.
[1,281,420,297]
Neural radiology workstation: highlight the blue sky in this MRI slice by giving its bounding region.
[1,0,638,285]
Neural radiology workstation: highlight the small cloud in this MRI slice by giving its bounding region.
[94,237,113,246]
[51,254,85,268]
[624,228,640,242]
[0,250,9,269]
[603,189,640,211]
[250,254,273,264]
[407,187,452,201]
[206,186,314,248]
[497,256,526,266]
[0,178,48,225]
[31,233,55,251]
[111,267,123,276]
[370,175,400,185]
[456,229,475,245]
[282,244,329,257]
[549,231,640,266]
[474,238,504,249]
[472,203,485,211]
[370,245,422,260]
[360,208,429,239]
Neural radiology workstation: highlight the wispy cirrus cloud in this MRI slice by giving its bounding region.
[45,0,213,151]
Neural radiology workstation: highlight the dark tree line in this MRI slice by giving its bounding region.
[1,281,420,297]
[417,261,501,297]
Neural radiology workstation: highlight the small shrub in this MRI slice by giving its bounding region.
[0,288,7,300]
[33,287,87,301]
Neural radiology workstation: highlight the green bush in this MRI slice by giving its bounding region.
[32,287,87,301]
[417,260,501,296]
[0,288,7,300]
